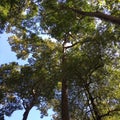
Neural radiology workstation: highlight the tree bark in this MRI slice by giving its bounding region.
[61,5,120,25]
[61,78,69,120]
[61,40,69,120]
[22,107,31,120]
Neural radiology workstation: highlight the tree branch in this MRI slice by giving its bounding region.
[65,38,90,49]
[65,41,80,49]
[100,108,120,118]
[61,5,120,25]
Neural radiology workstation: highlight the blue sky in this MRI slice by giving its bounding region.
[0,33,28,65]
[5,107,54,120]
[0,33,54,120]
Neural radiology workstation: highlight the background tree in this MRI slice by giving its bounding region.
[0,39,61,120]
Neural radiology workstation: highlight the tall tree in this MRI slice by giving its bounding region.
[7,1,120,120]
[0,0,120,120]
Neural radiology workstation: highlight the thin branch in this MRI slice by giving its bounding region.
[65,41,80,49]
[100,108,120,118]
[65,38,90,49]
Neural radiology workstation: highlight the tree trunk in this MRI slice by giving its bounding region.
[22,94,36,120]
[0,113,4,120]
[22,107,32,120]
[61,40,69,120]
[61,78,69,120]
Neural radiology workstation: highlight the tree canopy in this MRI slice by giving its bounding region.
[0,0,120,120]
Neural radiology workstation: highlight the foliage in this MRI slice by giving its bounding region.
[0,0,38,33]
[0,0,120,120]
[0,38,60,119]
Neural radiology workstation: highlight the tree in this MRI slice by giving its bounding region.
[0,39,60,120]
[0,1,120,120]
[39,1,120,120]
[61,29,120,120]
[0,63,23,119]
